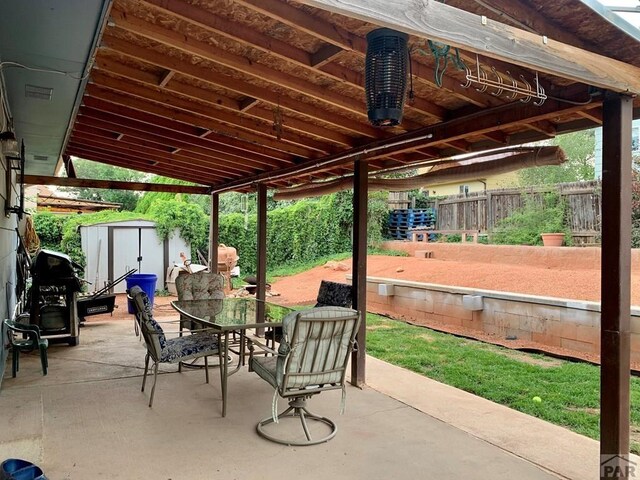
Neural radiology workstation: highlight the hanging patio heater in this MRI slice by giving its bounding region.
[365,28,409,127]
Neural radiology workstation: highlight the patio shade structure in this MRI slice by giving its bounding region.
[2,0,640,475]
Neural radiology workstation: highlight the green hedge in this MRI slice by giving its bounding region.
[35,191,389,275]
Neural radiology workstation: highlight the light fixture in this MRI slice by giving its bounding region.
[365,28,409,127]
[0,131,20,157]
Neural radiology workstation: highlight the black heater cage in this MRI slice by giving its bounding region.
[365,28,409,127]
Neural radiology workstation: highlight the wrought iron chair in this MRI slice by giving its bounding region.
[4,318,48,377]
[250,306,360,446]
[129,285,220,407]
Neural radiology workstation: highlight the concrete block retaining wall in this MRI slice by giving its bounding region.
[361,276,640,364]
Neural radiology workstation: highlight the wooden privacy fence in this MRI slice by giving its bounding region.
[430,180,602,245]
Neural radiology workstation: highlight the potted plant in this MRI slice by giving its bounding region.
[538,192,570,247]
[493,191,571,246]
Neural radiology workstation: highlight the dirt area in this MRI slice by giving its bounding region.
[92,247,640,370]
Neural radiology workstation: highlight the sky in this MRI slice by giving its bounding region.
[593,0,640,28]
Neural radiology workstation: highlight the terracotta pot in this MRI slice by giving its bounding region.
[218,244,239,270]
[541,233,564,247]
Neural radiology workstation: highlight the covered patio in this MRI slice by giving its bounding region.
[0,312,599,479]
[1,0,640,478]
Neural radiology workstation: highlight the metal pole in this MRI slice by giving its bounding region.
[600,93,632,479]
[351,158,368,386]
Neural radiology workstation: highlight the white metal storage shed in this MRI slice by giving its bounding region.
[80,219,190,294]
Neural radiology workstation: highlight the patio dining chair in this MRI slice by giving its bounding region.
[4,318,48,378]
[250,306,360,446]
[266,280,353,347]
[128,285,220,407]
[175,271,225,330]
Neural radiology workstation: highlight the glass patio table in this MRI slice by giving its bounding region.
[171,297,294,417]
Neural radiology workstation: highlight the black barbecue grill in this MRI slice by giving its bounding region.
[29,249,84,345]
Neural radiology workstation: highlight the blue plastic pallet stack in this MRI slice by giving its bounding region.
[387,208,436,239]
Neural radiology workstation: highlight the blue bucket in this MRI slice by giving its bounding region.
[126,273,158,314]
[0,459,47,480]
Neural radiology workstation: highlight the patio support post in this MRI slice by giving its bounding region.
[256,183,267,328]
[351,157,367,386]
[600,92,632,475]
[209,193,219,273]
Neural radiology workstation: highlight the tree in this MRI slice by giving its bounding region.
[136,176,210,214]
[63,158,146,211]
[518,130,596,186]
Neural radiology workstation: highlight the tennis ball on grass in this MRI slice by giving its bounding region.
[532,396,542,403]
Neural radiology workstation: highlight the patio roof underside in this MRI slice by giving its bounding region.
[64,0,640,193]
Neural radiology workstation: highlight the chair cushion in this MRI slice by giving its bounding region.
[314,280,352,308]
[129,286,167,350]
[283,306,358,387]
[175,272,225,301]
[250,356,278,389]
[160,332,220,363]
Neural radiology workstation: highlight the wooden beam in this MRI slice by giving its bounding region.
[600,93,633,467]
[66,144,229,184]
[526,120,557,137]
[85,82,320,157]
[77,106,294,168]
[296,0,640,94]
[209,193,219,273]
[141,0,444,121]
[109,8,372,117]
[239,97,259,113]
[578,108,604,125]
[235,0,494,107]
[481,130,509,145]
[80,96,306,164]
[24,175,210,194]
[351,158,367,386]
[256,183,267,333]
[209,98,602,193]
[158,69,175,88]
[94,53,356,147]
[69,128,245,179]
[310,44,343,67]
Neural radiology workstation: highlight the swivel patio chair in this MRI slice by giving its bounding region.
[250,306,360,446]
[4,318,48,377]
[129,285,220,407]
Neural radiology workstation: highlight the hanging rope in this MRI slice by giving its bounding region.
[425,40,466,88]
[24,215,41,255]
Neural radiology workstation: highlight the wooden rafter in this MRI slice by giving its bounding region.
[24,175,211,194]
[295,0,640,94]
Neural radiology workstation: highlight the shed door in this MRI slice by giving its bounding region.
[110,227,165,293]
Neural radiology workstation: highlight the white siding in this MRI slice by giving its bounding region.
[594,118,640,179]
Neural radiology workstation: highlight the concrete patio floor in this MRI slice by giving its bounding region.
[0,319,604,479]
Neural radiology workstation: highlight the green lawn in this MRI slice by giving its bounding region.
[365,313,640,453]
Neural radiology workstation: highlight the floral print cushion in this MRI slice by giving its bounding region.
[129,285,166,349]
[160,333,219,363]
[175,272,225,301]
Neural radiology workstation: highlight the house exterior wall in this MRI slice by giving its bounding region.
[0,85,18,385]
[594,118,640,178]
[425,172,518,197]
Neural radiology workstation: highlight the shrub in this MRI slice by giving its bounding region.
[493,192,571,246]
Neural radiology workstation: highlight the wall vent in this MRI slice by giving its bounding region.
[25,85,53,101]
[32,155,49,162]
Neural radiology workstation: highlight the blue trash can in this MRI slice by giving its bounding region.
[0,458,47,480]
[126,273,158,314]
